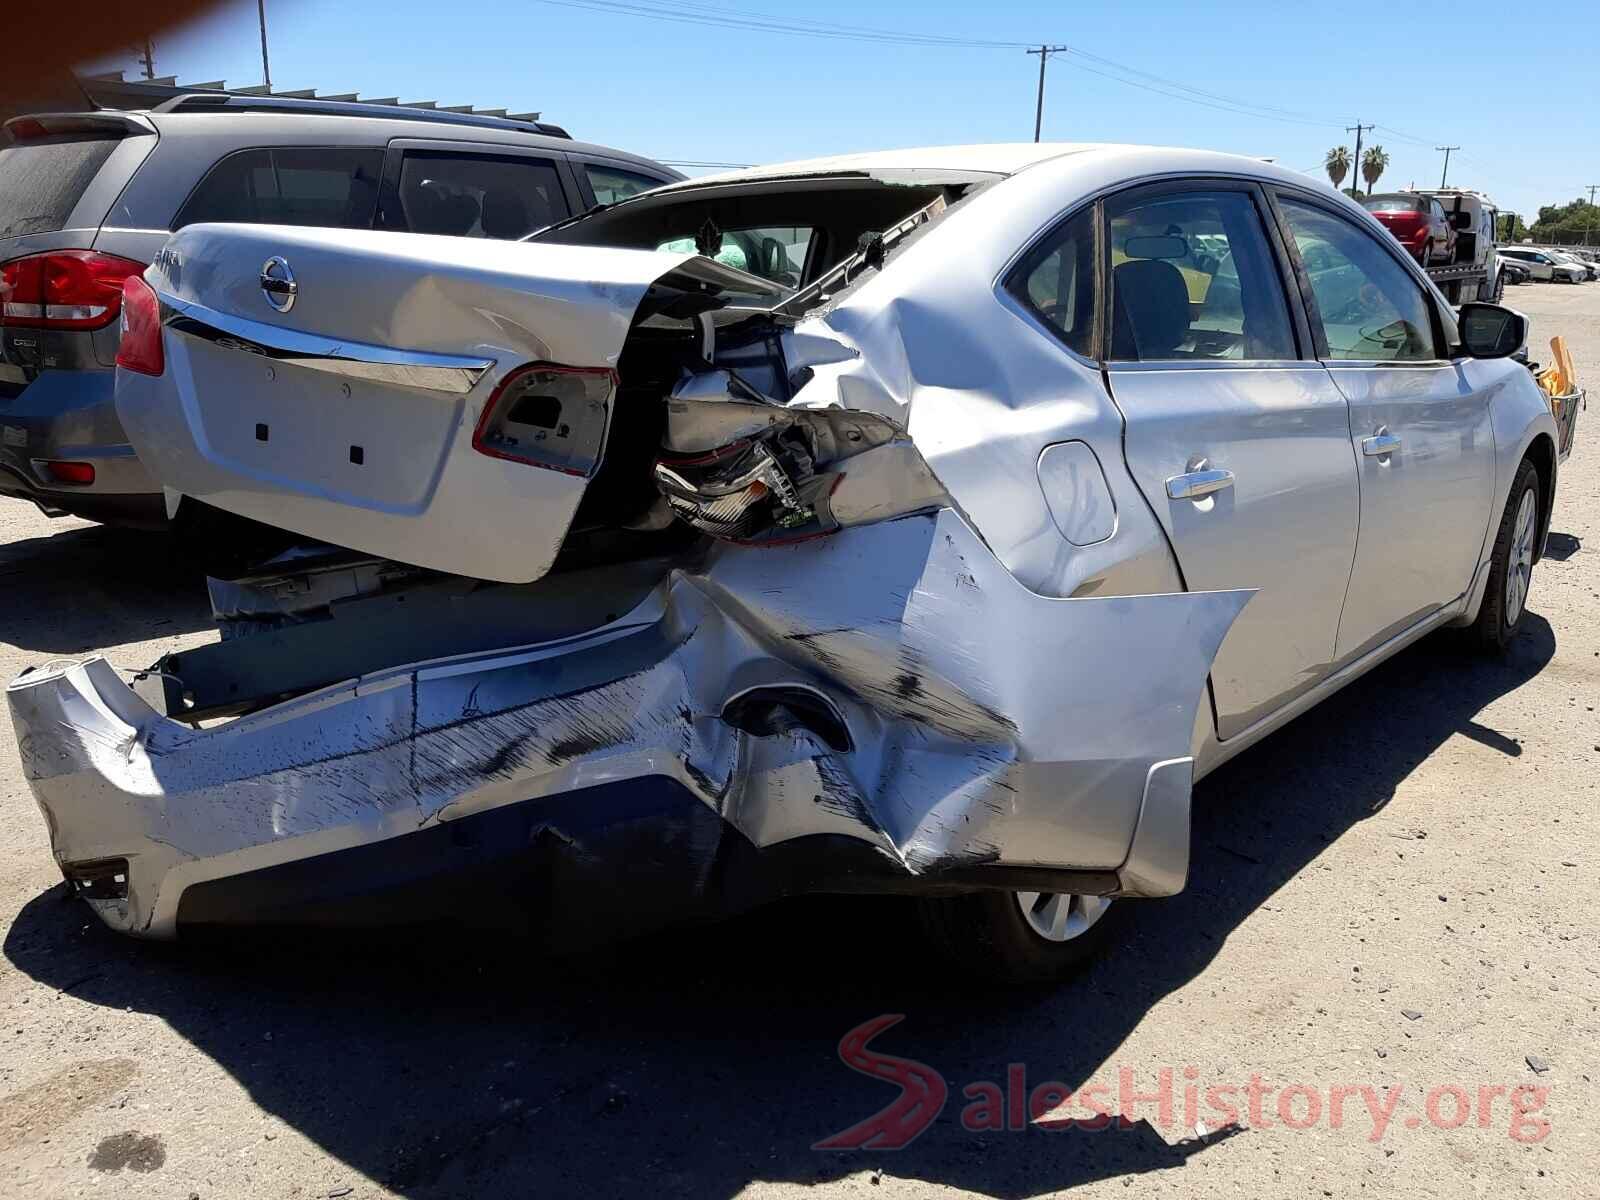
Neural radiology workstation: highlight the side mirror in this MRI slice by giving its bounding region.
[1456,302,1526,359]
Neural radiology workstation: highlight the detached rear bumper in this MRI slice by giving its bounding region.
[8,512,1249,940]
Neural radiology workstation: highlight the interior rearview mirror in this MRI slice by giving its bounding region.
[1456,302,1526,359]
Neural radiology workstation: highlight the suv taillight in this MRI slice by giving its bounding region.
[0,251,146,331]
[115,276,164,377]
[471,364,615,477]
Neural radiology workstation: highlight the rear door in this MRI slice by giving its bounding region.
[1101,180,1360,739]
[376,139,580,239]
[1270,190,1495,663]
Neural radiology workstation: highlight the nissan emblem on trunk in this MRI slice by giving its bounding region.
[259,257,298,314]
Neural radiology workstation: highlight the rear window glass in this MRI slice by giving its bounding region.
[0,135,121,238]
[175,147,383,230]
[1362,197,1424,213]
[394,152,568,239]
[586,165,662,206]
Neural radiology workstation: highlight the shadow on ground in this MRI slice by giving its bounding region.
[4,616,1555,1197]
[0,523,211,654]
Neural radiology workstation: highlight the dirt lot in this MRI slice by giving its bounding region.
[0,283,1596,1199]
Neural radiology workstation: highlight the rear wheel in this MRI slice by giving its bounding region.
[1471,458,1540,653]
[917,889,1117,983]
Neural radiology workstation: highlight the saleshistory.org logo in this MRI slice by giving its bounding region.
[813,1016,1553,1150]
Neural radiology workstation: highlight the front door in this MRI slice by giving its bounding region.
[1272,193,1496,663]
[1101,182,1361,739]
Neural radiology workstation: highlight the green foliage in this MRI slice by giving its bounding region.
[1359,145,1390,195]
[1324,146,1350,189]
[1529,197,1600,244]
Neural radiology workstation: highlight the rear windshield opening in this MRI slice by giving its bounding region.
[537,177,966,289]
[0,134,122,238]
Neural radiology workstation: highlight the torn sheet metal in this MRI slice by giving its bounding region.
[8,508,1248,939]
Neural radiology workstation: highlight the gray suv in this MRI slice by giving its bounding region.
[0,95,681,527]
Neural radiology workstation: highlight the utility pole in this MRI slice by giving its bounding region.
[1027,45,1068,142]
[138,39,156,81]
[1346,123,1373,196]
[1586,185,1598,246]
[257,0,273,91]
[1436,145,1459,189]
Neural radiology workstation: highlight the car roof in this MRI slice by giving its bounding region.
[137,107,680,179]
[646,142,1338,197]
[646,144,1128,194]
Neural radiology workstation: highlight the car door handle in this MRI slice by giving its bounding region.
[1362,433,1403,456]
[1166,467,1234,500]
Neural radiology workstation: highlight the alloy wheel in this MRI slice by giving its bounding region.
[1016,891,1112,943]
[1505,487,1537,624]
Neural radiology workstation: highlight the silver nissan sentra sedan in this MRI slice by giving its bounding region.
[9,143,1567,982]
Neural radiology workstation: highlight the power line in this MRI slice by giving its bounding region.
[530,0,1347,128]
[529,0,1492,174]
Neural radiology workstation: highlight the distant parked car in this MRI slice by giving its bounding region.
[1498,257,1531,285]
[1361,192,1453,265]
[1545,248,1598,281]
[1499,247,1587,283]
[0,96,681,528]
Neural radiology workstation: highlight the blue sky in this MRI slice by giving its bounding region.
[91,0,1597,220]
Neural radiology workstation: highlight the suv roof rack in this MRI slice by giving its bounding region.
[150,93,571,140]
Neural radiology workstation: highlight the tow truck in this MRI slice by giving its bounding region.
[1410,188,1504,303]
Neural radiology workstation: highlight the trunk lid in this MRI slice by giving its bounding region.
[118,223,752,582]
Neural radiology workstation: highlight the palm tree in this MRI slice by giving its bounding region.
[1360,145,1390,195]
[1324,146,1350,191]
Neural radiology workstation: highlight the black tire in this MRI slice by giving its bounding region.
[916,890,1120,984]
[1471,458,1540,654]
[1490,268,1505,303]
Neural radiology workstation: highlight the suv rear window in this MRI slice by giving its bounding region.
[174,147,383,230]
[0,135,121,238]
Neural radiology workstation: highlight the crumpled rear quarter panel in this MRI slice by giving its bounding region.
[9,509,1247,938]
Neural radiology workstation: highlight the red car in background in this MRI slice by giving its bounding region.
[1361,193,1455,265]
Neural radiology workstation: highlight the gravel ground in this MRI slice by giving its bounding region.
[0,283,1596,1199]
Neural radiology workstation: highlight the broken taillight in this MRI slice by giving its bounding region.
[655,428,834,544]
[472,364,615,477]
[0,250,145,331]
[115,275,164,377]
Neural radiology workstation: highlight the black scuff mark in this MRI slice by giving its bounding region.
[546,726,612,765]
[482,729,537,775]
[811,754,877,830]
